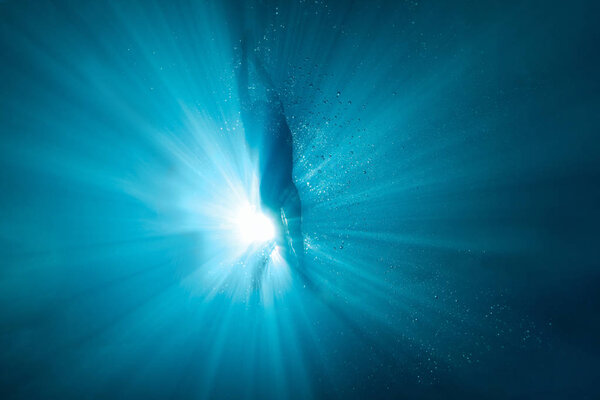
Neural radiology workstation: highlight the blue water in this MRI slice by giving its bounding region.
[1,0,599,398]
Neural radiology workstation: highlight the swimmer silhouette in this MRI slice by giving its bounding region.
[237,36,307,282]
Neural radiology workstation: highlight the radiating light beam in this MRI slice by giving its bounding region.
[234,204,276,245]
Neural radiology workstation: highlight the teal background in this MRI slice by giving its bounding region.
[1,0,599,398]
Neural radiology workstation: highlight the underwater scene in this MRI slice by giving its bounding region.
[1,0,599,398]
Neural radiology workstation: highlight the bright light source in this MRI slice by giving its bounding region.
[235,204,276,245]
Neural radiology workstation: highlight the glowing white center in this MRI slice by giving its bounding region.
[235,205,275,245]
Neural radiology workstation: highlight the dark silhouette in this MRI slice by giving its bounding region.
[235,36,378,352]
[237,37,305,277]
